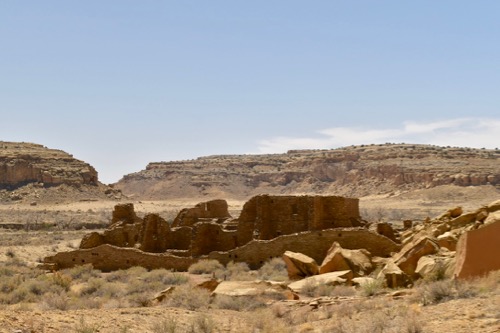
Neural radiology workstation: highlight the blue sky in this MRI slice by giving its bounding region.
[1,1,499,183]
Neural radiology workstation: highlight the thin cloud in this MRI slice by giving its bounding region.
[256,118,500,153]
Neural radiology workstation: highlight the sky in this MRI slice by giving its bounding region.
[1,1,499,184]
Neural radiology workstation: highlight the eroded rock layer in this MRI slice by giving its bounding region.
[0,141,98,190]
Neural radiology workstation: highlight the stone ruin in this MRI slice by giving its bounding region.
[44,194,402,271]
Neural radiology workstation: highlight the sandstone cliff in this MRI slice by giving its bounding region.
[114,144,500,200]
[0,141,98,189]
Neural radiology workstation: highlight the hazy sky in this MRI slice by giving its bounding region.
[1,1,499,184]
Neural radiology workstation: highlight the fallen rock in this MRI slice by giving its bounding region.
[448,207,463,218]
[288,270,353,294]
[437,232,458,251]
[415,255,455,281]
[352,277,376,287]
[393,236,439,277]
[283,251,319,280]
[319,242,373,277]
[377,261,408,288]
[212,280,287,298]
[153,286,175,303]
[484,211,500,226]
[454,220,500,279]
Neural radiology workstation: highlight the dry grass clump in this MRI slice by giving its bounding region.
[411,278,481,306]
[162,284,211,311]
[359,278,384,297]
[188,259,224,275]
[257,257,288,281]
[212,294,266,311]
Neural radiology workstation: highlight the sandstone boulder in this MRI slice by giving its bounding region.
[377,261,408,288]
[436,232,458,251]
[319,242,373,277]
[352,277,376,287]
[283,251,319,280]
[212,280,287,298]
[454,220,500,279]
[484,211,500,226]
[448,206,463,218]
[287,270,353,294]
[486,199,500,213]
[393,236,439,277]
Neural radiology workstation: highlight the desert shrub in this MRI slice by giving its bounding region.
[188,259,224,275]
[50,272,72,291]
[74,316,101,333]
[105,269,131,283]
[42,291,70,310]
[130,292,152,307]
[63,264,100,280]
[150,316,178,333]
[162,284,211,311]
[359,279,384,297]
[6,248,16,258]
[189,314,215,333]
[224,261,252,281]
[80,277,105,296]
[212,295,266,311]
[248,308,291,333]
[257,257,288,281]
[329,285,357,297]
[414,280,455,305]
[143,269,188,285]
[300,280,319,297]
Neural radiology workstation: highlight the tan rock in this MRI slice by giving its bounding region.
[484,211,500,225]
[319,242,373,276]
[454,220,500,279]
[287,270,353,294]
[283,251,319,280]
[352,277,376,287]
[437,232,458,251]
[448,206,463,218]
[377,261,408,288]
[212,280,286,298]
[486,199,500,213]
[393,236,439,276]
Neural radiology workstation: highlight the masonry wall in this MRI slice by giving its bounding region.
[44,244,197,272]
[209,228,399,269]
[237,195,360,240]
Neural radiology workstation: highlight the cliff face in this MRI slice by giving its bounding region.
[0,142,98,190]
[114,144,500,200]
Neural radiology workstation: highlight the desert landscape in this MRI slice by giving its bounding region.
[0,141,498,332]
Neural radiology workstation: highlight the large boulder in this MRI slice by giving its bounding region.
[319,242,373,277]
[212,280,287,298]
[287,270,353,294]
[415,255,455,280]
[393,236,439,277]
[377,261,408,288]
[436,232,458,251]
[454,220,500,279]
[283,251,319,280]
[376,223,397,242]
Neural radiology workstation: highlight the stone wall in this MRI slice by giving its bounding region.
[237,195,361,240]
[44,244,197,272]
[209,228,399,269]
[45,228,399,271]
[172,199,231,227]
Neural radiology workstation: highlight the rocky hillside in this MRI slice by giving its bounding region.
[0,141,98,189]
[0,142,122,203]
[114,144,500,200]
